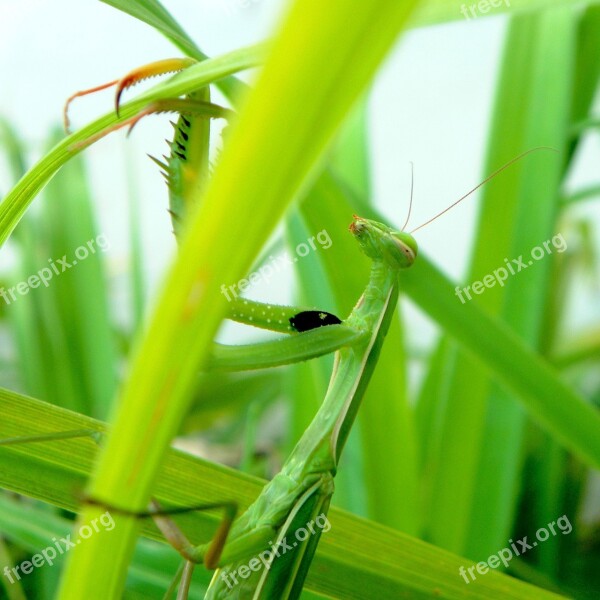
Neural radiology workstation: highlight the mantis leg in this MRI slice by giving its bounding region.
[210,324,364,371]
[64,63,347,342]
[202,218,417,599]
[63,58,197,131]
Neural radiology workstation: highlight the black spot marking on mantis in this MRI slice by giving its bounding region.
[289,311,342,332]
[174,150,186,161]
[182,116,191,128]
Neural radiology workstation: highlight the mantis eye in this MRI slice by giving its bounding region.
[289,311,342,332]
[391,231,418,265]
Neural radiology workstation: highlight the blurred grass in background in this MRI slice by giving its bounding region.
[0,0,599,598]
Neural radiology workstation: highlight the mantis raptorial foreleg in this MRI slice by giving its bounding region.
[63,58,197,131]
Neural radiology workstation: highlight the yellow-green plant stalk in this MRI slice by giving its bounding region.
[58,1,421,597]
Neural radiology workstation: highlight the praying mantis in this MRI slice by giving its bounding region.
[1,57,551,599]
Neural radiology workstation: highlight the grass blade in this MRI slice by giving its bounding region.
[57,2,421,597]
[0,390,565,599]
[400,254,600,470]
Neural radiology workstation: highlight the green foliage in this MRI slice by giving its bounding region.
[1,0,599,598]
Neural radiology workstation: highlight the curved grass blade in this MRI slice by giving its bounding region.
[0,44,265,249]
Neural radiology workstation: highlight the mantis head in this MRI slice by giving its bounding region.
[349,215,417,269]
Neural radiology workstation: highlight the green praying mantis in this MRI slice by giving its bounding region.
[1,57,550,599]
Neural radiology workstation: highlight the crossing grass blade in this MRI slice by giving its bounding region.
[399,254,600,470]
[0,390,566,599]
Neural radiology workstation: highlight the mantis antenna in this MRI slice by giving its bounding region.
[409,146,558,234]
[400,161,414,231]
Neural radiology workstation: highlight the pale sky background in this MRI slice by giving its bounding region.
[0,0,599,345]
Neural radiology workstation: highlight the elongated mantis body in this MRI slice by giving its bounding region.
[2,59,551,599]
[146,215,414,599]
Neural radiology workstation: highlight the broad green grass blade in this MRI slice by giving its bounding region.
[466,7,576,561]
[0,390,565,599]
[425,6,575,558]
[58,2,422,597]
